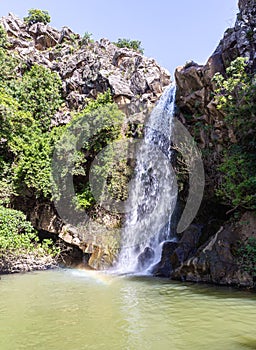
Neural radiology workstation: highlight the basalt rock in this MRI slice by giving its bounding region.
[171,212,256,288]
[175,0,256,158]
[137,247,155,271]
[173,0,256,287]
[151,241,178,277]
[1,13,170,120]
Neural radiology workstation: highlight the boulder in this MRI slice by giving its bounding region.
[171,213,256,287]
[137,247,155,271]
[170,224,203,270]
[151,241,178,277]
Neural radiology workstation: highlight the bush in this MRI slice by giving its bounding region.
[238,237,256,276]
[216,148,256,209]
[24,9,51,26]
[0,25,8,48]
[53,90,126,210]
[114,38,144,54]
[0,46,19,87]
[0,206,36,252]
[81,32,93,45]
[0,206,59,257]
[12,125,65,198]
[213,57,256,210]
[16,64,63,131]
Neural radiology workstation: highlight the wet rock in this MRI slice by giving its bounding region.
[171,224,203,270]
[171,213,256,287]
[0,252,57,274]
[151,241,178,277]
[137,247,155,271]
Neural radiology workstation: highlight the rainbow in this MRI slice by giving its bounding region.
[71,267,114,286]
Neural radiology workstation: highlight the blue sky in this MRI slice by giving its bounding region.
[0,1,238,76]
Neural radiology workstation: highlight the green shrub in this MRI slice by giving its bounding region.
[0,206,36,252]
[24,9,51,26]
[216,147,256,209]
[0,88,33,145]
[238,237,256,276]
[0,158,15,205]
[0,25,8,48]
[0,48,19,87]
[0,206,59,257]
[114,38,144,54]
[12,125,65,198]
[81,32,93,45]
[213,57,256,210]
[75,184,96,209]
[16,64,63,131]
[53,90,126,210]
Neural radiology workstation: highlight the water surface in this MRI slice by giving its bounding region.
[0,269,256,350]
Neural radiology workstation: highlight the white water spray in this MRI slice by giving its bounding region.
[116,85,178,274]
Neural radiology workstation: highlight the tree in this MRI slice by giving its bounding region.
[213,57,256,210]
[114,38,144,54]
[16,64,63,131]
[24,9,51,26]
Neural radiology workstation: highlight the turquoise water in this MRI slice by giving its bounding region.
[0,269,256,350]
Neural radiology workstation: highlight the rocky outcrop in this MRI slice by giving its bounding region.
[1,13,170,119]
[171,213,256,288]
[175,0,256,132]
[0,12,171,270]
[151,241,178,277]
[172,0,256,288]
[0,252,57,274]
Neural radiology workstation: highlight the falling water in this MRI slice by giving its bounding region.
[116,85,178,274]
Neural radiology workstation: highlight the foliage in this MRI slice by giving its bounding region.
[0,47,19,88]
[238,237,256,276]
[15,64,63,131]
[0,25,8,48]
[0,206,59,256]
[0,86,62,198]
[216,148,256,209]
[81,32,93,45]
[0,158,15,205]
[75,184,96,209]
[12,125,65,198]
[213,57,256,210]
[0,206,35,251]
[0,88,34,146]
[114,38,144,54]
[54,90,126,209]
[24,9,51,26]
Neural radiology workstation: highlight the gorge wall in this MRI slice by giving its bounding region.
[166,0,256,288]
[0,12,170,269]
[1,1,256,286]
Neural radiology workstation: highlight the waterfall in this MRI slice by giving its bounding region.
[116,85,178,274]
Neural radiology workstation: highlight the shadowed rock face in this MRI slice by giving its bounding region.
[151,241,178,277]
[172,1,256,288]
[137,247,155,271]
[175,0,256,126]
[171,213,256,288]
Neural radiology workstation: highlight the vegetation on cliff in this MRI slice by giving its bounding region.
[213,57,256,211]
[24,9,51,26]
[0,15,129,271]
[114,38,144,54]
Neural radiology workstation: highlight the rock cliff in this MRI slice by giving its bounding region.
[169,0,256,288]
[1,13,170,117]
[0,12,171,269]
